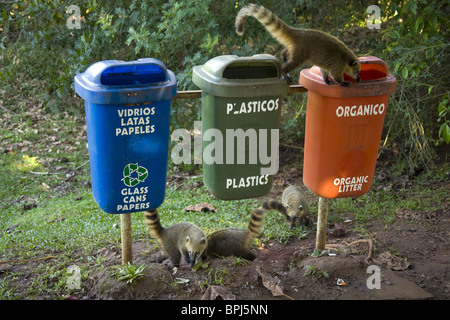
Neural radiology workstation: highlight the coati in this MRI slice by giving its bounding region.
[204,200,286,261]
[143,209,206,268]
[235,3,361,86]
[281,185,312,229]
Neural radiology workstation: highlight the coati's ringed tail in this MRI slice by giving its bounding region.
[235,3,361,86]
[236,3,293,46]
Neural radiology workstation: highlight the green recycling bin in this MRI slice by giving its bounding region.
[193,54,289,200]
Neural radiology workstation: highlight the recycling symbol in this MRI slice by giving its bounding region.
[122,163,148,187]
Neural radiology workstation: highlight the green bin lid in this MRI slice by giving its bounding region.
[192,54,288,98]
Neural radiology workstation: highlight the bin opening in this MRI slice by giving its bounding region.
[222,64,279,79]
[344,61,387,82]
[100,64,166,86]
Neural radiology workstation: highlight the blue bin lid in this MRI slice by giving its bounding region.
[74,58,177,104]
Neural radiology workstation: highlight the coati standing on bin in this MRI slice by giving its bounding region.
[143,209,206,268]
[235,3,361,86]
[281,185,312,229]
[204,200,286,261]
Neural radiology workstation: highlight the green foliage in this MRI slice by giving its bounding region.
[437,94,450,145]
[303,265,329,278]
[1,0,448,170]
[378,0,449,169]
[114,262,146,284]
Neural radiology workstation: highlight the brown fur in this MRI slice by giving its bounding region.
[235,3,360,85]
[143,210,206,268]
[204,200,287,260]
[281,185,312,229]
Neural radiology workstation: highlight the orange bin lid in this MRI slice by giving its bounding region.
[299,56,396,97]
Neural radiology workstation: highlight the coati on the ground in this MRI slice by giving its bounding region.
[143,209,206,268]
[204,200,286,261]
[281,185,312,229]
[235,3,361,86]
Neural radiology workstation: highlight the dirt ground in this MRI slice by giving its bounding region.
[84,145,449,301]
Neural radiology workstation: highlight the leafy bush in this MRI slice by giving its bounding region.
[378,0,449,169]
[1,0,448,171]
[437,94,449,145]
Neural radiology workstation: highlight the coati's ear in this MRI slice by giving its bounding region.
[185,236,191,243]
[298,205,303,210]
[286,204,290,208]
[350,60,358,67]
[200,237,206,244]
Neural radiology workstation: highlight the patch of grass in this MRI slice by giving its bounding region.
[1,72,448,298]
[329,181,448,229]
[208,268,232,286]
[228,257,249,267]
[0,279,16,300]
[0,189,120,260]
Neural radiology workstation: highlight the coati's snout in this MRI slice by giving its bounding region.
[287,205,302,230]
[185,235,206,268]
[289,216,297,230]
[188,251,197,268]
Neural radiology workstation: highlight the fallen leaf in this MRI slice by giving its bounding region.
[6,223,19,234]
[377,251,411,271]
[201,285,236,300]
[48,217,65,223]
[0,263,11,272]
[395,208,422,220]
[174,278,190,285]
[22,203,38,211]
[328,222,347,237]
[62,295,80,300]
[184,202,217,213]
[256,265,294,300]
[92,247,117,259]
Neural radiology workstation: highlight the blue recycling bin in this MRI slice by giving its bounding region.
[74,58,177,214]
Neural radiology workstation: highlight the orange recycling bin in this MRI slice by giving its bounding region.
[300,56,396,198]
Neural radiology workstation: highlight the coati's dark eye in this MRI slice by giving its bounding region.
[298,205,303,210]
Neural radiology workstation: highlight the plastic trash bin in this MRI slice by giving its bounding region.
[74,58,176,213]
[192,54,289,200]
[299,56,396,198]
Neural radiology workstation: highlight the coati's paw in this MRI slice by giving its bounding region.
[325,79,351,87]
[338,81,351,87]
[156,252,167,263]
